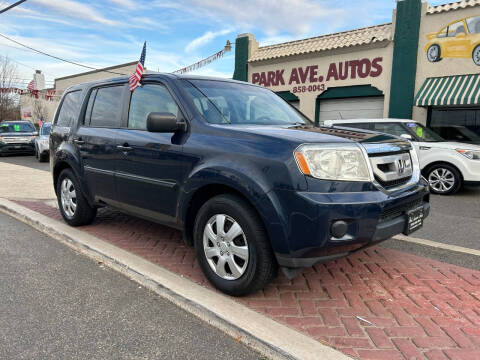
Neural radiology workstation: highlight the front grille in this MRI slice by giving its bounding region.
[380,197,423,222]
[368,151,413,190]
[375,176,411,189]
[2,137,30,144]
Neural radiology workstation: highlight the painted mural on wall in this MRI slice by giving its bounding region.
[251,57,383,94]
[425,15,480,66]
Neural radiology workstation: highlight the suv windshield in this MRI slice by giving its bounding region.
[405,122,444,142]
[183,80,311,125]
[0,122,35,133]
[40,124,51,135]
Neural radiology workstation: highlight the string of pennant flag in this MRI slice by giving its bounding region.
[0,86,57,100]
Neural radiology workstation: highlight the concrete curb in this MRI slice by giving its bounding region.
[0,198,350,360]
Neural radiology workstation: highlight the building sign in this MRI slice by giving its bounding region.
[251,57,383,93]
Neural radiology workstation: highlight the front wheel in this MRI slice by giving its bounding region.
[426,164,462,195]
[427,44,441,62]
[56,169,97,226]
[193,194,277,296]
[473,45,480,66]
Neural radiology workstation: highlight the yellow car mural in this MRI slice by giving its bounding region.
[425,15,480,66]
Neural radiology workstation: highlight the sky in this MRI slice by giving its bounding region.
[0,0,449,89]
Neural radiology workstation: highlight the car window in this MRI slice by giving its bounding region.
[56,91,82,127]
[405,122,444,142]
[336,123,371,130]
[466,16,480,34]
[437,26,448,38]
[0,122,35,132]
[128,84,179,129]
[373,123,410,137]
[448,21,466,37]
[89,86,124,128]
[40,124,51,135]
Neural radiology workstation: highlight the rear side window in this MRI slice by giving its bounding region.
[89,86,124,128]
[128,84,179,129]
[56,91,82,127]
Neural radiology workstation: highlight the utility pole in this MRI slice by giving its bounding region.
[0,0,27,15]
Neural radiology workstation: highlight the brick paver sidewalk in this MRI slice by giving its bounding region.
[16,200,480,360]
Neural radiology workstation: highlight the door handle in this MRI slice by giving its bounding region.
[73,138,85,145]
[117,144,133,151]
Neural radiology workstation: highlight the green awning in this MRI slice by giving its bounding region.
[414,74,480,107]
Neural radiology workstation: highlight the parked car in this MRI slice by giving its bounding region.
[425,15,480,66]
[34,122,51,162]
[324,119,480,195]
[50,74,430,296]
[0,120,37,156]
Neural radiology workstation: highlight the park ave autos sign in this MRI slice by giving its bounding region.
[251,57,383,94]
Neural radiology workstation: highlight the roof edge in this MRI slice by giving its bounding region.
[54,61,138,82]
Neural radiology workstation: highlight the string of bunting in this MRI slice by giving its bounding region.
[173,40,231,74]
[0,87,58,100]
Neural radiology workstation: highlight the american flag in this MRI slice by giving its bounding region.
[129,41,146,92]
[27,80,34,91]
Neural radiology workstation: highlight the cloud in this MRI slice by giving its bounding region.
[108,0,136,9]
[30,0,116,26]
[185,29,232,53]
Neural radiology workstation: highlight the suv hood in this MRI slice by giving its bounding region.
[216,124,404,145]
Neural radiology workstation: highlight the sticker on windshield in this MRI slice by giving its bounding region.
[406,123,416,128]
[13,124,20,132]
[416,127,423,138]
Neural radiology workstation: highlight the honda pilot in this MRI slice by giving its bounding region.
[50,74,430,296]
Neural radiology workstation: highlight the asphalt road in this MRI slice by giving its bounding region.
[0,153,49,171]
[0,212,261,360]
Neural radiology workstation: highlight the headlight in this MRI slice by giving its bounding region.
[29,136,36,142]
[0,136,3,142]
[295,144,372,181]
[456,149,480,160]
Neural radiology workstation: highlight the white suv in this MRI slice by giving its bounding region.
[324,119,480,195]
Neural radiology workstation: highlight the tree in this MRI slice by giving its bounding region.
[32,98,48,124]
[0,56,20,121]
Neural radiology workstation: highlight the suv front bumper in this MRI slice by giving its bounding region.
[0,143,35,155]
[273,179,430,268]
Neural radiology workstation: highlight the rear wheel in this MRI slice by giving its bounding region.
[193,194,277,296]
[56,169,97,226]
[426,164,461,195]
[427,44,441,62]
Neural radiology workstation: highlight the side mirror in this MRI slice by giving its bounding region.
[146,112,185,133]
[401,134,413,140]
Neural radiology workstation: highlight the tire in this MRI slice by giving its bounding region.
[35,145,39,160]
[193,194,277,296]
[56,168,97,226]
[473,45,480,66]
[39,152,48,162]
[426,163,462,195]
[427,44,441,63]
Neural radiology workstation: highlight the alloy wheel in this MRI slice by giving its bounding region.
[60,178,77,218]
[203,214,249,280]
[473,46,480,66]
[428,168,455,193]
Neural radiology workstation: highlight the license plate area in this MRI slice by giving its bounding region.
[404,206,424,235]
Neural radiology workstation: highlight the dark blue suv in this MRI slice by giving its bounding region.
[50,74,430,296]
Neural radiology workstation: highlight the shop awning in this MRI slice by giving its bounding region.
[414,74,480,107]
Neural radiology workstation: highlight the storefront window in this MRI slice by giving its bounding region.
[430,108,480,142]
[466,16,480,34]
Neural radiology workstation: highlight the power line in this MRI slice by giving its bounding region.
[0,32,129,76]
[0,0,27,15]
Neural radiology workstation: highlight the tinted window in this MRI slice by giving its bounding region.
[90,86,124,128]
[0,122,35,132]
[447,21,466,37]
[404,122,443,142]
[56,91,82,127]
[373,123,410,137]
[337,123,371,130]
[128,84,179,129]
